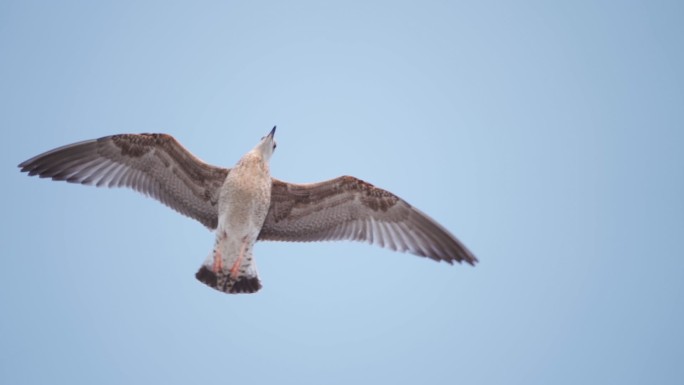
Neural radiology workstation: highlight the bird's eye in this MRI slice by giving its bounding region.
[272,143,277,150]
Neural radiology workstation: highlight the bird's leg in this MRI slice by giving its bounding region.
[230,236,248,279]
[213,250,223,273]
[213,231,227,273]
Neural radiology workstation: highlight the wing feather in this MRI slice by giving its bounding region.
[258,176,477,265]
[18,133,229,229]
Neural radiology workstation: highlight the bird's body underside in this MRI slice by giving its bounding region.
[18,127,477,294]
[197,149,273,293]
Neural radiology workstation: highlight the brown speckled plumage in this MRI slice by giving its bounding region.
[18,128,477,294]
[19,133,228,229]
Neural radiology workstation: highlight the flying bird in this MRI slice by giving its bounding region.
[18,127,477,294]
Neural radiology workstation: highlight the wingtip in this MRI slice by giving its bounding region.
[455,249,478,266]
[17,159,31,171]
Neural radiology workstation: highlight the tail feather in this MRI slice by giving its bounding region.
[195,265,262,294]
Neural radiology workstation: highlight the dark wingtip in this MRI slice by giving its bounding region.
[461,247,479,266]
[453,251,478,266]
[18,160,33,172]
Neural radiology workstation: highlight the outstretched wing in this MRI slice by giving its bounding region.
[258,176,477,265]
[18,133,229,229]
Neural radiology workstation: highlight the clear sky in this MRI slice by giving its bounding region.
[1,1,683,384]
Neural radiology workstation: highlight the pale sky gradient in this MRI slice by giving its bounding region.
[2,1,683,384]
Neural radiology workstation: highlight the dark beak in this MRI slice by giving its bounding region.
[268,126,276,138]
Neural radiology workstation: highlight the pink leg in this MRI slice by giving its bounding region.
[213,250,223,273]
[230,238,248,279]
[213,231,228,273]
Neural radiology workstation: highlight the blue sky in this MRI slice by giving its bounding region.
[1,1,683,384]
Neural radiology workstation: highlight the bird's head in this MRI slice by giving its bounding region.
[253,126,277,161]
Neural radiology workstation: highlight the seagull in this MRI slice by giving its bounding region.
[18,127,477,294]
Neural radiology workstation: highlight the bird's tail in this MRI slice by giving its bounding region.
[195,265,262,294]
[196,244,262,294]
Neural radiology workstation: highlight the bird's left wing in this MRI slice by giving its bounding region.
[258,176,477,265]
[18,134,229,229]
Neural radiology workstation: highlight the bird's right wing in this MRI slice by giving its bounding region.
[18,134,229,229]
[258,176,477,265]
